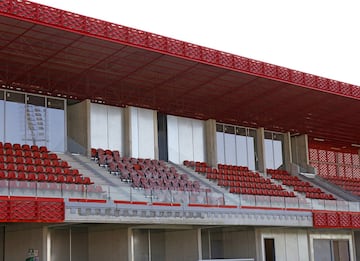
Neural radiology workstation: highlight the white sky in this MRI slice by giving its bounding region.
[32,0,360,86]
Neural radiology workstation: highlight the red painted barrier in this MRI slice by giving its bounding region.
[0,196,64,222]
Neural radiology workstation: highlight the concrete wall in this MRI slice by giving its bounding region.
[164,229,199,261]
[205,119,217,167]
[88,225,129,261]
[291,134,309,169]
[222,229,256,259]
[201,227,256,260]
[4,224,47,261]
[67,100,90,155]
[0,226,4,261]
[354,231,360,261]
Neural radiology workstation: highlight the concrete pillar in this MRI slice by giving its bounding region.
[290,134,309,168]
[123,106,132,157]
[67,99,90,156]
[256,128,266,173]
[205,119,217,167]
[283,132,292,172]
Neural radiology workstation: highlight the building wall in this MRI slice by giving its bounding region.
[4,224,46,261]
[167,115,206,164]
[222,229,256,259]
[164,229,199,261]
[128,107,157,159]
[256,228,309,261]
[67,100,90,154]
[90,103,124,153]
[88,225,129,261]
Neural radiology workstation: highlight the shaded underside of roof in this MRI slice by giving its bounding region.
[0,0,359,147]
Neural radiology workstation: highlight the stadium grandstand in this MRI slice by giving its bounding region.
[1,1,360,260]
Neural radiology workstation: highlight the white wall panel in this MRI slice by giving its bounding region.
[178,118,194,163]
[107,106,123,151]
[193,119,205,162]
[90,103,124,153]
[137,108,155,158]
[167,115,206,164]
[247,137,256,170]
[259,229,310,261]
[167,115,179,163]
[216,132,225,164]
[236,135,247,167]
[224,133,236,165]
[90,103,108,149]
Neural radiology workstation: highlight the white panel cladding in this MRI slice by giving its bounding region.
[224,133,236,165]
[257,229,310,261]
[167,115,179,163]
[178,117,194,163]
[130,107,155,159]
[90,103,108,149]
[216,131,225,164]
[90,103,124,152]
[167,115,205,164]
[107,106,124,151]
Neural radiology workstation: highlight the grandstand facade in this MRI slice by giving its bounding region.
[0,1,360,260]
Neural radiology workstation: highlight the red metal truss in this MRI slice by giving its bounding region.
[0,0,359,99]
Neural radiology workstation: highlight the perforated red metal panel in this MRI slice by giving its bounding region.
[354,167,360,179]
[313,211,328,227]
[0,196,64,222]
[327,151,336,163]
[319,150,327,162]
[326,212,339,227]
[353,154,360,166]
[351,213,360,228]
[328,164,337,177]
[10,198,37,221]
[0,198,9,221]
[38,199,64,221]
[339,213,352,228]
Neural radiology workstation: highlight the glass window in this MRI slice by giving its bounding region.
[48,98,65,110]
[5,92,25,144]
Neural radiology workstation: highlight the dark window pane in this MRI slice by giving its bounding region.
[47,98,64,110]
[27,95,45,106]
[6,91,25,103]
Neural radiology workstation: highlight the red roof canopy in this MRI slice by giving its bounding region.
[0,0,359,147]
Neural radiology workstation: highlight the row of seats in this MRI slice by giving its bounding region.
[185,161,295,197]
[324,176,360,196]
[0,164,77,175]
[266,169,335,200]
[0,142,48,152]
[0,170,92,184]
[0,142,93,185]
[92,148,208,192]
